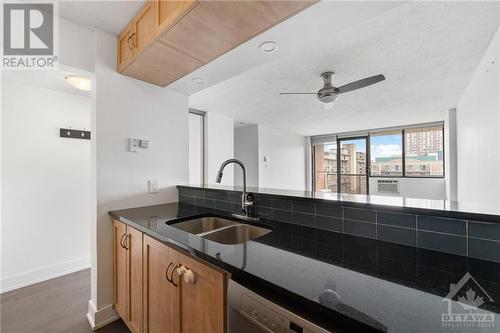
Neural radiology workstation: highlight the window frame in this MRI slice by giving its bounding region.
[401,125,445,179]
[312,123,445,192]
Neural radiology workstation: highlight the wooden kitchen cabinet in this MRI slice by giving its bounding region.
[113,220,127,319]
[178,251,228,333]
[142,234,229,333]
[117,23,135,72]
[117,0,317,86]
[155,0,198,35]
[117,1,155,73]
[113,220,143,333]
[142,235,180,333]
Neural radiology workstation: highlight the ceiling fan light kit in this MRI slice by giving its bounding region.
[280,71,385,108]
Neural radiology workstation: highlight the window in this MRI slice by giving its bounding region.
[188,111,205,184]
[404,125,444,177]
[370,131,403,177]
[311,123,445,192]
[313,142,337,192]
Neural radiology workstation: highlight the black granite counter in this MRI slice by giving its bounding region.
[110,202,500,333]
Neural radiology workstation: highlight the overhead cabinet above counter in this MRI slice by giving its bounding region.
[117,0,317,86]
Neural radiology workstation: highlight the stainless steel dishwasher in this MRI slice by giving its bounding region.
[228,280,330,333]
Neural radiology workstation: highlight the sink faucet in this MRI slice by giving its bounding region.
[215,159,258,222]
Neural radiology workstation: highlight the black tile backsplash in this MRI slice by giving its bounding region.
[417,231,466,256]
[378,225,416,247]
[378,211,416,229]
[274,198,292,211]
[468,221,500,241]
[316,202,342,218]
[177,186,500,263]
[273,209,293,223]
[468,238,500,263]
[344,220,376,239]
[292,200,315,214]
[417,215,466,236]
[293,212,315,227]
[316,215,343,232]
[344,207,376,223]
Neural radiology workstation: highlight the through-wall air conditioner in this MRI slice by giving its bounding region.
[377,180,399,194]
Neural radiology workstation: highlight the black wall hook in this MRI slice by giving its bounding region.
[60,128,91,140]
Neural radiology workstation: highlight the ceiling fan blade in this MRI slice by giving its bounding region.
[335,74,385,94]
[279,92,317,95]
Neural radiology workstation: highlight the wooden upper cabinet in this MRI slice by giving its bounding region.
[117,23,135,72]
[177,252,228,333]
[117,0,317,86]
[155,0,199,35]
[134,2,156,54]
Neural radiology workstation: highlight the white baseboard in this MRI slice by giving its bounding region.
[87,300,119,331]
[0,256,90,293]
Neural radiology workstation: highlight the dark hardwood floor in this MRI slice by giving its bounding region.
[1,269,130,333]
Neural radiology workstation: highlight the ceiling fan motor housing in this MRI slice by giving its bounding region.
[317,71,338,104]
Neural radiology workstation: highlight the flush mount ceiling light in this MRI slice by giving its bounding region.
[192,77,206,84]
[259,41,278,53]
[65,75,91,91]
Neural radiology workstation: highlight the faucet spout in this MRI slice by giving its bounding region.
[215,159,257,221]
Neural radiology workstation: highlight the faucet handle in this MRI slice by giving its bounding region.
[241,192,253,207]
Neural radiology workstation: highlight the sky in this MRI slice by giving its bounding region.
[324,135,403,160]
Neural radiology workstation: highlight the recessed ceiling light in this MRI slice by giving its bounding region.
[259,41,278,53]
[65,75,91,91]
[192,77,206,84]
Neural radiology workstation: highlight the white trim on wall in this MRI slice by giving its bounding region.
[0,256,90,293]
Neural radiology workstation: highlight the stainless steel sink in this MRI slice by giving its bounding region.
[170,216,271,244]
[201,224,271,245]
[171,217,237,235]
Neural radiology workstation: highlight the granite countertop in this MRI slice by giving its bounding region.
[178,184,500,222]
[110,202,500,333]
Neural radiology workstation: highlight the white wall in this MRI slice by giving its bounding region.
[258,126,306,191]
[89,29,189,328]
[59,17,95,73]
[205,112,234,186]
[369,177,446,200]
[1,81,91,292]
[456,27,500,204]
[234,125,259,187]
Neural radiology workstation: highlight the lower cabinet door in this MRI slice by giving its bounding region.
[143,235,180,333]
[114,220,128,319]
[126,226,143,333]
[178,252,228,333]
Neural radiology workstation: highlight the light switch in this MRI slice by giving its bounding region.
[148,180,159,194]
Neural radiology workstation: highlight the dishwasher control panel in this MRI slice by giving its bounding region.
[229,280,329,333]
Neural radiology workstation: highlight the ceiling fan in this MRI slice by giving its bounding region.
[280,72,385,108]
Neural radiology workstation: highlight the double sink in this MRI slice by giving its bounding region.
[170,216,271,245]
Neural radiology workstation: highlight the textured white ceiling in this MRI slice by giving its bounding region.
[189,1,500,136]
[59,0,146,35]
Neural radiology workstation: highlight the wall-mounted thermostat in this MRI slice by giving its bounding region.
[129,138,150,153]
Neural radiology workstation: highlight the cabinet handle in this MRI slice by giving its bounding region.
[176,265,196,284]
[166,262,174,283]
[119,234,127,249]
[127,33,136,50]
[169,264,179,287]
[123,234,130,250]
